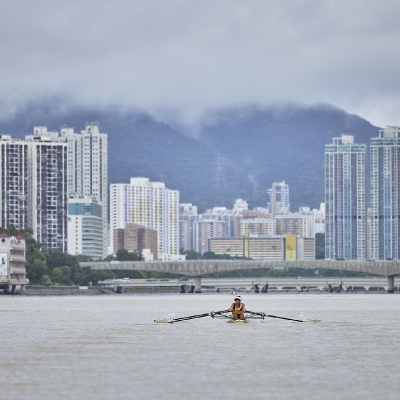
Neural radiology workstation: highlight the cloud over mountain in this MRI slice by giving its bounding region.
[1,1,400,126]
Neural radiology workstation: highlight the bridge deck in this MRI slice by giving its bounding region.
[81,260,400,277]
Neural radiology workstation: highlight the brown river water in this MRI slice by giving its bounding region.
[0,294,399,399]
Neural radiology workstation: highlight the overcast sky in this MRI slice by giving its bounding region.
[1,0,400,126]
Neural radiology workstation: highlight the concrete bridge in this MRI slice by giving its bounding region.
[98,277,399,294]
[80,259,400,293]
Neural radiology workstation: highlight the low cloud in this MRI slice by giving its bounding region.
[1,0,400,126]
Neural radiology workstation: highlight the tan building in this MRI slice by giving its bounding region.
[274,214,315,237]
[114,223,158,259]
[209,236,285,260]
[208,238,244,258]
[209,235,314,261]
[297,237,315,261]
[240,218,274,236]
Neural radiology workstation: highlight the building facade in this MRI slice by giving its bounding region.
[113,223,158,259]
[0,136,29,229]
[60,123,108,257]
[209,235,314,260]
[110,178,179,258]
[67,197,103,259]
[274,213,315,237]
[268,181,290,215]
[370,126,400,260]
[0,232,29,292]
[179,203,198,252]
[240,218,274,236]
[25,131,68,252]
[325,134,367,260]
[193,219,226,254]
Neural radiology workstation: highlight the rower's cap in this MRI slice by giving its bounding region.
[234,295,242,301]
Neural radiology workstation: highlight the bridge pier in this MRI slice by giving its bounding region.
[194,277,202,293]
[388,276,395,293]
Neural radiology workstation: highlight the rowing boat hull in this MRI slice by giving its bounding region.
[228,318,248,323]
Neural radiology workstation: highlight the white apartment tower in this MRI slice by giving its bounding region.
[60,123,108,258]
[110,178,179,258]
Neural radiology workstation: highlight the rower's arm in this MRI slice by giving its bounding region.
[228,303,234,311]
[242,304,246,312]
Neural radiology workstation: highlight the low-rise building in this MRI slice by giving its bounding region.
[113,223,158,260]
[209,235,315,261]
[0,231,28,293]
[67,197,103,259]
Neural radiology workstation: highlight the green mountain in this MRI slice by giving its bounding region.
[0,101,380,212]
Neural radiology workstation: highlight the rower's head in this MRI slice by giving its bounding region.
[234,295,242,303]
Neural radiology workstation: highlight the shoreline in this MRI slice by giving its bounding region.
[2,285,396,296]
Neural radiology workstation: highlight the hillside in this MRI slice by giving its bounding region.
[0,101,380,212]
[198,104,380,209]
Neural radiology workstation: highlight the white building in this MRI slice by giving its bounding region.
[110,178,179,258]
[67,197,103,259]
[60,123,108,258]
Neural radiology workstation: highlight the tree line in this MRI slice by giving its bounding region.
[1,227,151,285]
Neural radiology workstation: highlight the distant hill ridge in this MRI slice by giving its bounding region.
[0,101,379,212]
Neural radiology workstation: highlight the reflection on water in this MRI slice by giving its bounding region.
[0,294,400,399]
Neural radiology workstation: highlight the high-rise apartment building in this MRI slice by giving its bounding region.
[0,136,29,229]
[110,178,179,258]
[325,134,366,260]
[370,126,400,260]
[60,123,108,257]
[25,130,68,252]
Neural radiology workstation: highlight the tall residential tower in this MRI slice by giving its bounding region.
[370,126,400,260]
[0,135,29,230]
[25,129,68,251]
[325,134,366,260]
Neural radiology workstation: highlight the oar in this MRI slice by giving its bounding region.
[247,310,304,323]
[154,310,229,324]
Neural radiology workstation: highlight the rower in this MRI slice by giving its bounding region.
[228,295,246,320]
